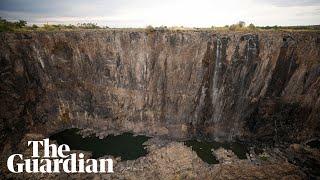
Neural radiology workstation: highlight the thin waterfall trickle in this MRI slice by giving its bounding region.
[211,38,222,123]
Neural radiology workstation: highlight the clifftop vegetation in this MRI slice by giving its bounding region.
[0,17,108,32]
[0,17,319,33]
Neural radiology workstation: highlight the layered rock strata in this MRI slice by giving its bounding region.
[0,30,319,148]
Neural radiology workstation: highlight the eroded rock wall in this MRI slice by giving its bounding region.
[0,30,319,147]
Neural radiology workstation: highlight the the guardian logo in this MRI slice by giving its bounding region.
[7,139,113,173]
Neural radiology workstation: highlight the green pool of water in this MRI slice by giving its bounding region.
[184,139,249,164]
[50,128,150,160]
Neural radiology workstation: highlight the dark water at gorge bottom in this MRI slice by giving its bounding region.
[50,128,150,160]
[184,139,249,164]
[50,128,249,164]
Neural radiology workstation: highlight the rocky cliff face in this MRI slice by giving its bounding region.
[1,30,319,148]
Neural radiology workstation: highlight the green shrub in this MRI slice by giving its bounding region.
[228,21,246,31]
[0,17,27,32]
[43,24,56,31]
[77,23,100,29]
[145,25,155,34]
[248,23,256,30]
[238,21,246,28]
[156,25,168,32]
[229,24,237,31]
[259,152,269,161]
[16,20,27,28]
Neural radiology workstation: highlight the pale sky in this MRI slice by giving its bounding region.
[0,0,319,27]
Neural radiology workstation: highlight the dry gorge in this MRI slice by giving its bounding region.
[0,29,320,179]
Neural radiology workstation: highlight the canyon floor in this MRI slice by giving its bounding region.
[2,130,319,179]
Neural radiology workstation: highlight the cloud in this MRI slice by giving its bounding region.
[0,0,128,16]
[0,0,319,27]
[256,0,320,7]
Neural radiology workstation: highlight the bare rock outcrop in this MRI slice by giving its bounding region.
[5,135,306,179]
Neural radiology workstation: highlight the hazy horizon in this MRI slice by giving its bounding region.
[0,0,319,28]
